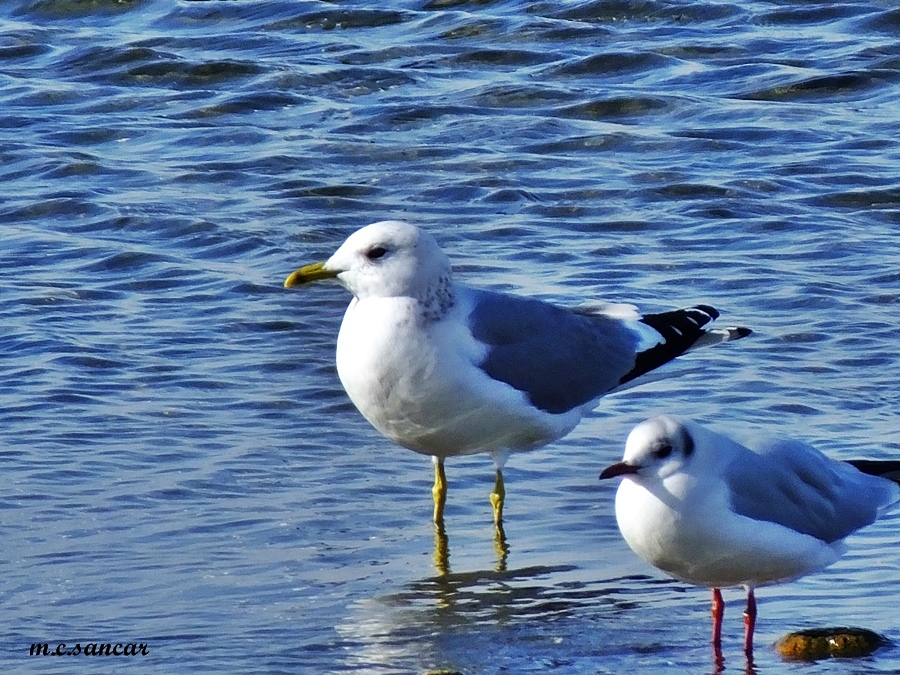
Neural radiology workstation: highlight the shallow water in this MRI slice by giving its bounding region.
[1,0,899,673]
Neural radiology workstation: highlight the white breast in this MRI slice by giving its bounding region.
[335,295,576,458]
[614,474,841,589]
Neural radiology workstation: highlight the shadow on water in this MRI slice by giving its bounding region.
[334,557,679,673]
[409,563,588,618]
[334,552,808,674]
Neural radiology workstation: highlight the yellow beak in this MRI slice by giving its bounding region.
[284,261,339,288]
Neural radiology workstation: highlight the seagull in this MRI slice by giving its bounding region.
[600,415,900,661]
[284,221,751,529]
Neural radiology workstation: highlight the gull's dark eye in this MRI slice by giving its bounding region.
[366,246,388,261]
[653,442,673,460]
[680,428,694,457]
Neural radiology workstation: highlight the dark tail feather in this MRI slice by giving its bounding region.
[847,459,900,485]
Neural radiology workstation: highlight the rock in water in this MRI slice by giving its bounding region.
[776,627,888,660]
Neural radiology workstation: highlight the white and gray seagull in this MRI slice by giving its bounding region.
[285,221,751,529]
[600,415,900,661]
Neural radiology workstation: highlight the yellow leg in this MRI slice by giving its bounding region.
[432,458,447,525]
[489,468,505,528]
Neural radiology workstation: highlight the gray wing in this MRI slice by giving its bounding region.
[725,438,899,543]
[467,290,640,414]
[467,290,721,415]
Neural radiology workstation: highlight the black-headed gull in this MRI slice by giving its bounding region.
[285,221,751,529]
[600,415,900,661]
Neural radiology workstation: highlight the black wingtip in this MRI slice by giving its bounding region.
[846,459,900,485]
[694,304,720,320]
[619,304,746,385]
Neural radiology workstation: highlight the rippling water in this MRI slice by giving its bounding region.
[2,0,899,673]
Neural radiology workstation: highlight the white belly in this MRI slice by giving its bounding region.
[335,296,576,458]
[614,477,841,589]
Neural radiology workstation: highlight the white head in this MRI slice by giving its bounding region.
[600,415,698,484]
[285,221,454,308]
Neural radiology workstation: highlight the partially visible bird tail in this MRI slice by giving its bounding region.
[846,459,900,485]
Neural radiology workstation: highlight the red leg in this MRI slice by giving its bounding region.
[712,588,724,657]
[743,587,757,661]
